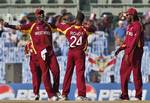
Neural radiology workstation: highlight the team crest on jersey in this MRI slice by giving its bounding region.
[36,27,40,30]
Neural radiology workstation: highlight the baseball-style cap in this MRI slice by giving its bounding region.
[35,8,44,17]
[127,7,137,16]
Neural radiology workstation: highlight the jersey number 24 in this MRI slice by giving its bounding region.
[70,36,82,48]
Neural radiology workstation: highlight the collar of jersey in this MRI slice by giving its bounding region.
[73,25,81,29]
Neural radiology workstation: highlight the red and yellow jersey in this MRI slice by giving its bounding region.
[57,23,89,51]
[19,21,53,54]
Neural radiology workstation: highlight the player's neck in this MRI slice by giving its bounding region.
[75,22,82,26]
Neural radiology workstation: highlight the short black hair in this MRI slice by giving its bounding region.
[76,11,85,23]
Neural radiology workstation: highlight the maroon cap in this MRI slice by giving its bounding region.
[127,7,137,15]
[35,8,44,17]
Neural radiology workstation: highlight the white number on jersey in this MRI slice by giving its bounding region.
[70,36,82,48]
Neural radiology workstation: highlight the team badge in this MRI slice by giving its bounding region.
[36,27,39,30]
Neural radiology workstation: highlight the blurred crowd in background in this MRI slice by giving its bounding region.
[1,8,150,84]
[2,8,150,52]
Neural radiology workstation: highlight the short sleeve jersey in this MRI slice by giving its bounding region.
[57,23,88,51]
[20,21,52,53]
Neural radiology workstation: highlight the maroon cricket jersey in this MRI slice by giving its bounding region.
[57,23,88,51]
[20,21,52,54]
[123,21,144,55]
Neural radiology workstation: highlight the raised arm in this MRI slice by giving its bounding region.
[4,22,33,30]
[83,20,97,34]
[4,22,20,30]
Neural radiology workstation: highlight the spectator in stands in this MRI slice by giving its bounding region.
[53,40,61,56]
[0,19,19,47]
[115,7,144,101]
[98,14,115,54]
[114,20,126,46]
[100,14,113,34]
[7,29,18,46]
[1,29,19,47]
[4,8,60,101]
[143,10,150,48]
[118,12,128,28]
[0,18,4,37]
[17,31,30,47]
[118,12,126,21]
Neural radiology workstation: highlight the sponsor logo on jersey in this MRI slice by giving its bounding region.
[35,31,51,35]
[127,31,133,36]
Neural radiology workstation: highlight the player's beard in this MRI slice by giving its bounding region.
[127,16,132,24]
[36,14,45,22]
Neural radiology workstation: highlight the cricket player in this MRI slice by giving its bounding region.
[115,7,144,100]
[56,11,96,101]
[4,8,60,101]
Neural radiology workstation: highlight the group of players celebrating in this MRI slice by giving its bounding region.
[2,7,144,101]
